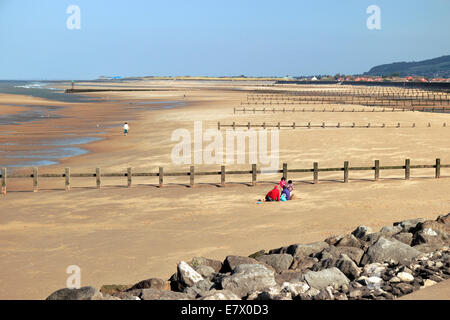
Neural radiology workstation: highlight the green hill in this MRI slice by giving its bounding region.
[364,55,450,78]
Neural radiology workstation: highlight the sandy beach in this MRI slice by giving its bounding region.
[0,80,449,299]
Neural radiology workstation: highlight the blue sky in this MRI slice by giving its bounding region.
[0,0,449,80]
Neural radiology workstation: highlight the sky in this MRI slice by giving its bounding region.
[0,0,449,80]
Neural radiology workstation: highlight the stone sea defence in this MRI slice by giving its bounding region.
[47,213,450,300]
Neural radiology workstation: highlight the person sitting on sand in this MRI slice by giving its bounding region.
[286,180,295,199]
[279,177,286,190]
[265,185,280,202]
[281,185,290,201]
[123,122,129,136]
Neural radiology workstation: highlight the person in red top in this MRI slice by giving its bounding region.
[265,185,280,202]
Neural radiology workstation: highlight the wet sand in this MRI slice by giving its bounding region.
[0,81,449,299]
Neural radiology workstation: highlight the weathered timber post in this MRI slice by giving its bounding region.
[127,167,133,188]
[436,159,441,179]
[218,122,221,130]
[96,168,101,189]
[248,122,251,130]
[375,160,380,181]
[232,122,236,131]
[283,163,288,179]
[344,161,349,183]
[65,167,71,191]
[221,165,226,187]
[405,159,410,180]
[190,166,195,187]
[313,162,318,184]
[33,167,38,192]
[252,164,257,186]
[159,167,164,188]
[233,108,236,114]
[1,168,6,195]
[277,122,281,130]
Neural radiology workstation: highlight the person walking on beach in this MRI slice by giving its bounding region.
[123,122,129,136]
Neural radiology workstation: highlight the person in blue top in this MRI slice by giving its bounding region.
[281,185,290,201]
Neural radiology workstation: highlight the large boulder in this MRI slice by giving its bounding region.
[393,232,413,246]
[394,218,426,232]
[379,225,403,236]
[352,226,373,239]
[184,280,214,298]
[314,246,364,265]
[285,242,329,258]
[275,270,304,285]
[290,256,318,271]
[336,234,364,249]
[177,261,204,288]
[303,267,350,290]
[197,289,240,300]
[128,278,170,291]
[46,286,102,300]
[221,264,277,298]
[256,254,293,273]
[361,237,422,266]
[192,265,216,281]
[190,257,223,273]
[140,288,191,300]
[222,256,269,273]
[411,220,449,246]
[335,254,361,280]
[436,213,450,225]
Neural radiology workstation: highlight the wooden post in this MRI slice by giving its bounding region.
[221,165,226,187]
[218,122,221,130]
[233,107,236,114]
[248,122,251,130]
[283,163,288,179]
[232,122,236,130]
[65,167,71,191]
[252,164,257,186]
[127,167,132,188]
[190,166,195,187]
[1,168,6,195]
[405,159,410,180]
[375,160,380,181]
[313,162,318,184]
[435,158,441,179]
[96,168,101,189]
[293,122,296,129]
[344,161,349,183]
[159,167,163,188]
[33,167,38,192]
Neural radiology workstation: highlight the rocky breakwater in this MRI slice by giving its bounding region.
[46,213,450,300]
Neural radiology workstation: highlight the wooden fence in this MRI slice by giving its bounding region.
[233,107,450,114]
[218,122,448,130]
[0,159,447,194]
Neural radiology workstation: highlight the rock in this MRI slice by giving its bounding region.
[361,237,422,266]
[286,242,329,258]
[280,281,310,296]
[248,250,266,260]
[380,225,403,236]
[392,283,414,295]
[111,291,141,300]
[335,292,348,300]
[140,288,191,300]
[389,277,401,283]
[184,280,214,298]
[335,254,361,280]
[275,270,304,285]
[393,232,413,246]
[222,255,268,273]
[46,286,102,300]
[100,284,131,295]
[220,264,277,298]
[193,265,216,280]
[336,234,364,248]
[336,246,365,265]
[348,289,362,299]
[324,235,343,246]
[290,256,318,271]
[396,272,414,282]
[413,243,447,253]
[314,286,335,300]
[248,286,292,300]
[177,261,204,288]
[394,218,426,232]
[436,213,450,225]
[304,267,350,290]
[412,222,449,246]
[362,263,387,277]
[190,257,223,273]
[197,289,240,300]
[301,287,320,299]
[128,278,170,291]
[352,226,373,239]
[363,276,383,290]
[256,254,293,273]
[422,279,437,288]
